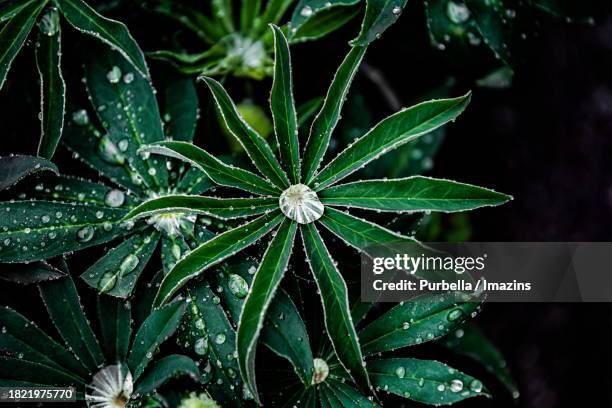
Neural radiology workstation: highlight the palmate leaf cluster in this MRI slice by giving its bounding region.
[0,0,148,159]
[0,2,521,407]
[121,25,510,406]
[146,0,407,79]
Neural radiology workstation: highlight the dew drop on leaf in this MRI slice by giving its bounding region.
[447,1,471,24]
[450,379,464,392]
[105,190,125,208]
[194,336,209,356]
[119,254,139,275]
[72,109,89,126]
[227,274,248,298]
[395,366,405,379]
[107,66,122,84]
[76,226,95,242]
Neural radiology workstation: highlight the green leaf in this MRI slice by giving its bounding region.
[134,354,200,396]
[161,77,199,142]
[0,0,30,22]
[161,235,192,274]
[0,356,85,387]
[128,301,186,381]
[237,219,297,402]
[154,211,283,307]
[255,0,295,34]
[324,379,379,407]
[141,141,280,196]
[11,173,137,209]
[97,295,132,362]
[0,306,88,381]
[182,282,244,406]
[81,231,160,298]
[270,25,300,183]
[240,0,261,32]
[0,0,45,90]
[320,176,511,212]
[53,0,149,77]
[212,0,235,33]
[368,358,489,405]
[302,46,366,183]
[200,76,290,189]
[261,290,314,386]
[443,323,518,398]
[312,93,472,190]
[358,292,481,355]
[85,45,168,191]
[351,0,407,45]
[35,9,66,159]
[38,276,105,372]
[301,223,372,395]
[124,195,278,222]
[0,155,58,192]
[297,97,323,129]
[290,3,361,43]
[289,0,361,42]
[62,119,147,195]
[0,200,130,263]
[464,0,514,65]
[0,261,66,284]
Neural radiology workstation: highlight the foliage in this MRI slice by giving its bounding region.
[123,25,509,404]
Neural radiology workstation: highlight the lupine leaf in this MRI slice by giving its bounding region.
[443,323,518,398]
[0,155,58,191]
[0,0,29,22]
[162,77,198,142]
[290,3,361,43]
[141,141,280,196]
[237,219,297,402]
[212,261,315,387]
[324,379,379,407]
[85,45,168,191]
[38,276,105,372]
[175,166,212,195]
[320,176,511,212]
[35,10,66,160]
[301,223,372,395]
[124,195,278,222]
[359,292,481,355]
[261,290,314,386]
[200,76,290,188]
[134,354,200,396]
[0,200,130,263]
[240,0,261,32]
[351,0,408,45]
[255,0,295,34]
[289,0,360,41]
[53,0,149,77]
[160,235,191,275]
[302,46,366,184]
[368,358,489,405]
[464,0,514,65]
[270,25,300,183]
[182,282,245,407]
[312,93,471,190]
[0,306,88,380]
[128,300,186,381]
[0,261,66,284]
[0,356,85,386]
[97,295,131,362]
[63,119,147,195]
[12,173,138,209]
[0,0,45,90]
[154,212,283,307]
[81,231,160,298]
[212,0,235,33]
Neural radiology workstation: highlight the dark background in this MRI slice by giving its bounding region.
[2,1,612,407]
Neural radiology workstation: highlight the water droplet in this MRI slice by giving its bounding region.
[469,379,483,393]
[300,6,313,17]
[228,274,249,298]
[107,66,122,84]
[72,109,89,126]
[194,336,209,355]
[437,384,446,392]
[99,272,117,292]
[395,366,406,379]
[123,73,135,84]
[119,254,139,275]
[447,1,471,24]
[447,308,463,322]
[38,8,59,36]
[76,226,94,242]
[104,189,125,207]
[279,184,324,224]
[450,379,464,392]
[97,135,126,165]
[214,333,226,344]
